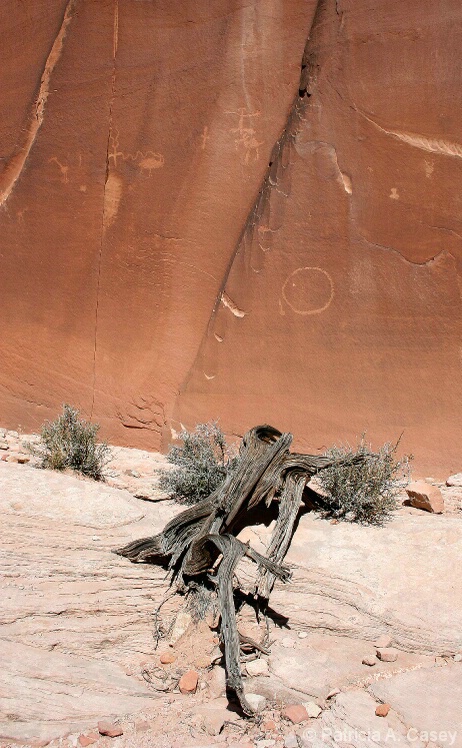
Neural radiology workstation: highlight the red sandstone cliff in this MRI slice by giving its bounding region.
[0,1,461,477]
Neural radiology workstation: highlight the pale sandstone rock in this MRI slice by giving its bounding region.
[446,473,462,487]
[1,461,460,745]
[246,658,270,677]
[362,656,377,667]
[240,513,462,654]
[0,462,180,743]
[376,648,398,662]
[0,461,145,527]
[268,633,432,700]
[305,690,413,748]
[327,689,340,699]
[405,481,444,514]
[245,694,267,713]
[303,701,322,718]
[370,666,462,748]
[98,721,123,737]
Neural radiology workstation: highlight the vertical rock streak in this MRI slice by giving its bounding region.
[0,0,77,207]
[91,0,119,417]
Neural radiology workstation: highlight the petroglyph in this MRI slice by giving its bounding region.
[49,157,69,184]
[108,130,164,175]
[257,225,277,252]
[0,0,76,207]
[282,267,334,316]
[359,110,462,160]
[220,292,247,318]
[227,108,264,165]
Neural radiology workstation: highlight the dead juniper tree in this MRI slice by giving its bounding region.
[116,424,362,715]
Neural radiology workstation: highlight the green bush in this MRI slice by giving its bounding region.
[31,404,110,480]
[159,422,237,504]
[317,436,412,525]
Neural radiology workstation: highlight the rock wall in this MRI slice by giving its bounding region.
[0,0,461,477]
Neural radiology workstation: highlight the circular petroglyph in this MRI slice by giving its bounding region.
[282,266,334,315]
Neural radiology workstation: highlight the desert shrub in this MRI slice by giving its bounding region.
[30,404,110,480]
[159,422,237,504]
[317,436,412,525]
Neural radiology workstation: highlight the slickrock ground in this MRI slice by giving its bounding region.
[1,436,461,747]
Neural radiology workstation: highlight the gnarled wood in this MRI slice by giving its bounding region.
[116,424,354,714]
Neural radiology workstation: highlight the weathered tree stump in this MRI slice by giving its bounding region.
[116,424,355,715]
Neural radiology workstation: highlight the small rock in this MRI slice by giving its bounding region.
[210,645,222,665]
[170,609,192,644]
[284,735,299,748]
[78,736,97,747]
[262,719,277,731]
[362,656,377,667]
[405,481,444,514]
[376,648,398,662]
[6,453,29,464]
[375,703,391,717]
[298,631,308,639]
[207,665,226,698]
[303,701,322,718]
[160,651,176,664]
[280,637,296,649]
[256,741,275,748]
[446,473,462,487]
[203,712,226,736]
[281,704,309,724]
[373,634,392,649]
[326,688,340,699]
[245,693,267,712]
[454,654,462,662]
[91,535,101,542]
[179,669,199,694]
[246,658,269,677]
[0,441,9,450]
[97,721,123,737]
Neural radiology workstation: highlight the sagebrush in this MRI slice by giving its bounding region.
[159,422,238,504]
[30,404,111,480]
[317,436,412,525]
